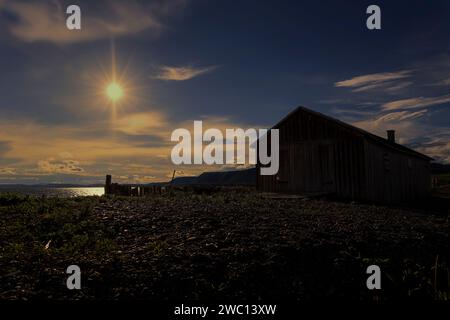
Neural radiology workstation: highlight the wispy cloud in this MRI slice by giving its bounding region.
[330,108,376,122]
[155,65,218,81]
[381,94,450,111]
[352,109,429,144]
[0,0,185,44]
[428,78,450,87]
[335,70,413,92]
[385,81,414,92]
[416,134,450,163]
[376,109,428,122]
[352,110,450,163]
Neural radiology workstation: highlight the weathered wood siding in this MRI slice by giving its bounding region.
[362,141,431,203]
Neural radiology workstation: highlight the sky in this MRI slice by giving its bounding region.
[0,0,449,184]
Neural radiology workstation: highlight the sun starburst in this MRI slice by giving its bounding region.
[106,82,124,102]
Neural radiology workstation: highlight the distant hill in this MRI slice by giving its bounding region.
[170,168,256,186]
[431,162,450,174]
[170,176,198,186]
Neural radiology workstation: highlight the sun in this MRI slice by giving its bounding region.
[106,82,124,102]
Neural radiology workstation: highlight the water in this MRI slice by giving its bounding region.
[0,186,104,198]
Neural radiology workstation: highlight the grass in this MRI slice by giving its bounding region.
[0,190,449,300]
[0,194,122,299]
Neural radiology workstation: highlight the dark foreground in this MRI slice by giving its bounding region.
[0,189,449,301]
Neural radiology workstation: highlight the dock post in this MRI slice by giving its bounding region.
[105,175,112,195]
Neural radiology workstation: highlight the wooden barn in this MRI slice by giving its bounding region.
[256,106,432,204]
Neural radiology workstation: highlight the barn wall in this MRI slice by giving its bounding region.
[363,141,431,203]
[257,108,367,197]
[257,138,366,197]
[332,139,366,199]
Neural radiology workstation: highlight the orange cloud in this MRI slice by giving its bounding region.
[0,167,16,175]
[381,94,450,111]
[38,159,84,174]
[335,70,412,90]
[155,65,218,81]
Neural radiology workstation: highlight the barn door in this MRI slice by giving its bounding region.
[319,143,335,193]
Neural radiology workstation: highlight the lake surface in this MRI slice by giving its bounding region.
[0,186,104,197]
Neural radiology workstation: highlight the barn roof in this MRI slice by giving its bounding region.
[272,106,433,161]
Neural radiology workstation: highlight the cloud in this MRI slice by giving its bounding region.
[38,159,84,174]
[381,94,450,111]
[426,78,450,87]
[376,109,428,122]
[59,151,74,159]
[0,167,16,175]
[330,108,376,123]
[416,135,450,163]
[114,111,169,135]
[385,81,414,92]
[155,65,218,81]
[0,140,11,156]
[438,79,450,86]
[335,70,413,92]
[0,0,185,44]
[352,109,429,145]
[339,106,450,163]
[350,83,390,92]
[331,60,450,163]
[350,81,413,93]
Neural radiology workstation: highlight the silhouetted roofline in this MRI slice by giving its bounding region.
[271,106,433,161]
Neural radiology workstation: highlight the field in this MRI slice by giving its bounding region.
[0,189,449,301]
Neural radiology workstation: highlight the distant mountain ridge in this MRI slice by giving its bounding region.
[431,163,450,174]
[146,168,256,187]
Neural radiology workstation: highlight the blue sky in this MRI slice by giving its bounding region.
[0,0,449,184]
